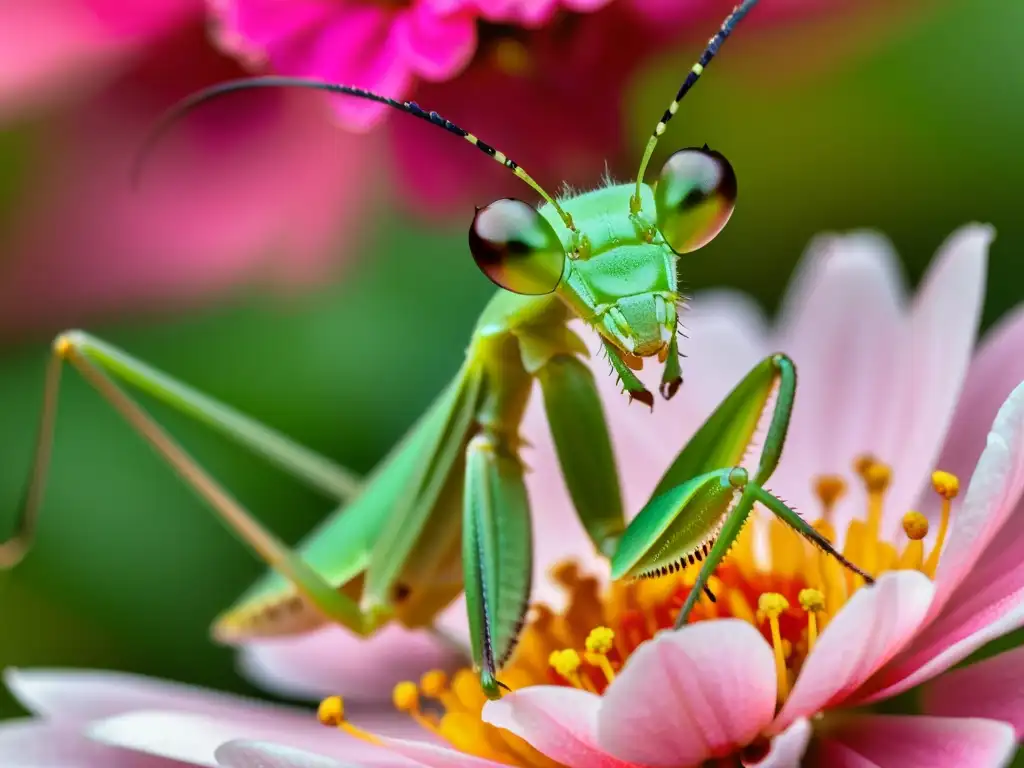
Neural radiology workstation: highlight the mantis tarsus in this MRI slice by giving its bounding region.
[1,0,874,699]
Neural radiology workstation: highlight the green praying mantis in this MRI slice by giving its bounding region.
[1,0,874,699]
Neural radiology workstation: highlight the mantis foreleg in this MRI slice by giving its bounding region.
[613,353,875,629]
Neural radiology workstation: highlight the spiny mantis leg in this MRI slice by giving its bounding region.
[674,481,757,628]
[463,432,533,700]
[0,335,381,634]
[749,484,874,584]
[659,330,682,401]
[601,339,653,409]
[537,355,625,559]
[1,331,360,569]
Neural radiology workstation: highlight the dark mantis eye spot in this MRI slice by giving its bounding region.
[654,147,737,254]
[469,198,566,295]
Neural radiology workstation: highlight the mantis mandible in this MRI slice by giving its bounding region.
[1,0,873,699]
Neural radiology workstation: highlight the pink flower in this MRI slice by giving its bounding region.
[386,1,678,216]
[0,0,192,120]
[0,667,421,766]
[207,0,617,133]
[0,4,375,338]
[229,224,1024,766]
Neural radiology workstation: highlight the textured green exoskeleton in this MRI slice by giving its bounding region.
[1,0,873,699]
[610,354,874,627]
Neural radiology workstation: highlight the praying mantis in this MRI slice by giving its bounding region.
[1,0,874,699]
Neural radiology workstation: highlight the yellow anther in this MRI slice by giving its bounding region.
[854,454,878,477]
[420,670,449,698]
[393,681,420,713]
[317,695,382,745]
[932,471,960,499]
[549,648,591,691]
[317,696,345,727]
[798,588,825,612]
[924,471,958,577]
[585,626,615,655]
[549,649,581,678]
[902,511,929,541]
[584,627,617,685]
[814,475,847,512]
[864,462,893,493]
[759,593,790,703]
[758,592,789,618]
[799,588,824,652]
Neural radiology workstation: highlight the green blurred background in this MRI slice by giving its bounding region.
[1,0,1022,732]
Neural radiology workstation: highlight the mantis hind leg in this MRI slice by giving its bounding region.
[1,332,378,635]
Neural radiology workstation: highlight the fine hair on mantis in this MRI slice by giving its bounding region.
[2,0,874,699]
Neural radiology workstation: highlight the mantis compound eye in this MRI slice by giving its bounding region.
[469,198,566,295]
[654,147,737,254]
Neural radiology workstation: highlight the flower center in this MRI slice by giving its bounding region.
[317,458,960,766]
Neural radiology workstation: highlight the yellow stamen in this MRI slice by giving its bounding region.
[549,649,591,690]
[393,682,442,735]
[924,471,958,577]
[860,460,892,577]
[584,627,617,684]
[799,588,824,651]
[814,475,847,521]
[758,592,791,702]
[813,518,847,622]
[899,511,928,571]
[317,696,382,745]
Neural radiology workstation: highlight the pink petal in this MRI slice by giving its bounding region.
[481,687,628,768]
[263,5,413,132]
[0,0,154,119]
[397,3,476,81]
[3,668,284,722]
[882,224,991,536]
[0,720,176,767]
[596,619,776,767]
[771,231,908,535]
[0,25,376,337]
[921,646,1024,738]
[88,710,414,768]
[238,624,465,703]
[934,305,1024,504]
[216,740,351,768]
[809,714,1015,768]
[856,380,1024,703]
[771,570,934,732]
[749,718,810,768]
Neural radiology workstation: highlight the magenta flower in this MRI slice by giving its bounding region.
[0,3,374,337]
[207,0,616,133]
[0,0,191,119]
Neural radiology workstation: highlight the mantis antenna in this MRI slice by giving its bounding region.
[133,76,578,233]
[630,0,759,214]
